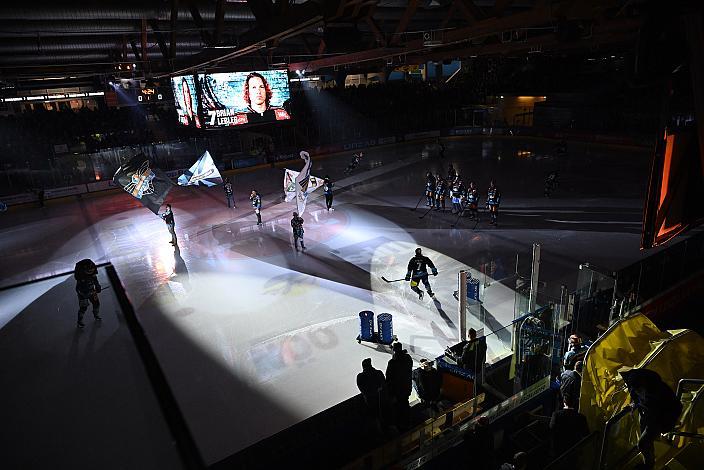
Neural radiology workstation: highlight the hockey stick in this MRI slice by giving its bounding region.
[382,272,438,283]
[450,209,465,228]
[410,194,425,211]
[418,206,434,219]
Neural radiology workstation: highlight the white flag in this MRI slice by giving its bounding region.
[294,150,312,215]
[284,167,323,203]
[177,150,223,187]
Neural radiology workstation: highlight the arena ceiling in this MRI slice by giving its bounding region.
[0,1,647,88]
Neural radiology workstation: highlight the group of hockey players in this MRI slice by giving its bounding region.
[425,164,502,225]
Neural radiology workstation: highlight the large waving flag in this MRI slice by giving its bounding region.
[293,150,317,215]
[113,154,173,214]
[178,150,223,187]
[284,168,323,203]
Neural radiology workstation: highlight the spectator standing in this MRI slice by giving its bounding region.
[386,342,414,429]
[549,396,590,458]
[560,360,583,408]
[563,334,587,371]
[160,204,177,245]
[412,358,443,409]
[357,358,389,423]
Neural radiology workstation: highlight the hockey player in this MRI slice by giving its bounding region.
[448,164,457,183]
[450,179,465,214]
[425,172,435,206]
[343,151,363,175]
[465,182,480,220]
[323,176,334,211]
[250,189,262,225]
[223,177,235,208]
[74,258,101,328]
[434,176,447,212]
[291,212,306,251]
[486,180,501,225]
[544,171,559,197]
[405,248,438,300]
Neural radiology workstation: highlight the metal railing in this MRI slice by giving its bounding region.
[598,406,635,470]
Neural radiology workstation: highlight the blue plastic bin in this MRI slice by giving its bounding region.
[359,311,375,341]
[377,313,393,344]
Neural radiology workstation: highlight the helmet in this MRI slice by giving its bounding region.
[415,248,422,256]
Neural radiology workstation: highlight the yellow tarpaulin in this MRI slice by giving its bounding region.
[579,313,704,464]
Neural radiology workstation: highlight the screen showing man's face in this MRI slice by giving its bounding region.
[182,81,192,116]
[248,76,267,112]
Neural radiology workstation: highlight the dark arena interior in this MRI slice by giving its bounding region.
[1,1,704,469]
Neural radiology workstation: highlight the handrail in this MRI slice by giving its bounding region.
[676,378,704,400]
[598,406,634,469]
[105,264,206,469]
[0,261,112,291]
[544,431,600,470]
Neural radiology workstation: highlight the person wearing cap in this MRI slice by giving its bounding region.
[620,367,682,469]
[357,358,389,422]
[413,358,443,409]
[385,342,414,429]
[405,247,438,300]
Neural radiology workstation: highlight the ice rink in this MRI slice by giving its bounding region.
[0,136,652,465]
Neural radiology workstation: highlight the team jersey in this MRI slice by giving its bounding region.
[406,255,437,277]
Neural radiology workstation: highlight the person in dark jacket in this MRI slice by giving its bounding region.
[463,416,494,470]
[412,358,442,408]
[549,396,590,458]
[323,176,334,211]
[291,212,305,251]
[386,342,413,428]
[560,360,583,408]
[223,177,235,208]
[250,190,262,225]
[357,358,388,421]
[160,204,177,245]
[460,328,487,380]
[405,247,438,300]
[620,367,682,469]
[74,258,102,328]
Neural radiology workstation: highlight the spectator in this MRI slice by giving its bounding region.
[412,358,442,409]
[620,367,682,470]
[462,416,494,470]
[549,396,590,458]
[500,451,528,470]
[560,360,583,408]
[386,342,413,429]
[563,334,587,371]
[357,358,389,422]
